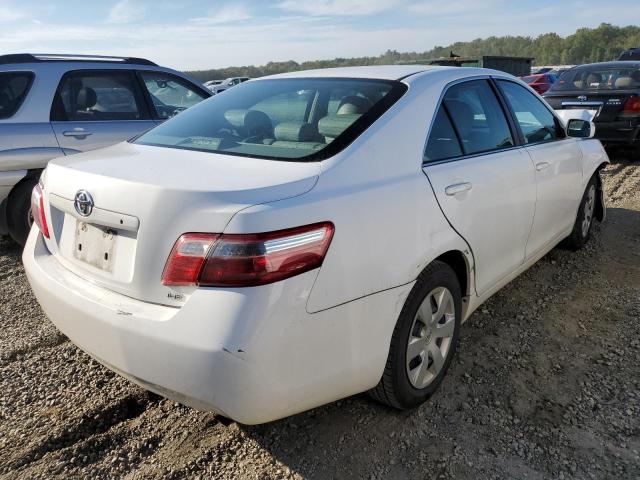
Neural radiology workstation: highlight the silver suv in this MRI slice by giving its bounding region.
[0,53,211,245]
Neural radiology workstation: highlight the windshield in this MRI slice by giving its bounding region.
[550,65,640,91]
[135,78,406,161]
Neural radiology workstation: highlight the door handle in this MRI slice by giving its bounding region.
[63,129,92,138]
[535,161,550,171]
[445,182,473,196]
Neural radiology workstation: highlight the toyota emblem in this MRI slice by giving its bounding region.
[578,95,587,102]
[74,190,94,217]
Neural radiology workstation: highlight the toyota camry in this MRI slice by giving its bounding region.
[23,66,609,424]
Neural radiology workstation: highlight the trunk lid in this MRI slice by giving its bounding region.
[544,90,639,122]
[43,142,320,306]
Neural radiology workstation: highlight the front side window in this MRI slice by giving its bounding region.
[442,80,514,156]
[0,71,33,119]
[140,71,208,119]
[498,80,563,144]
[252,89,315,125]
[52,70,147,121]
[135,78,406,161]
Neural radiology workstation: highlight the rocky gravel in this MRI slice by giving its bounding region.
[1,152,639,479]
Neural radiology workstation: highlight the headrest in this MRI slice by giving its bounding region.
[76,87,97,110]
[586,73,601,85]
[336,95,373,115]
[274,122,322,142]
[318,114,361,139]
[615,77,633,88]
[444,99,474,137]
[224,109,272,137]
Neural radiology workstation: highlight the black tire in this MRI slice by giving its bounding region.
[369,260,461,410]
[563,175,598,250]
[7,175,39,247]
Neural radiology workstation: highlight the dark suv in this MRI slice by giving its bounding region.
[619,48,640,61]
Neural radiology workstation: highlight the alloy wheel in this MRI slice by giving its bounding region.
[406,286,456,389]
[581,184,596,238]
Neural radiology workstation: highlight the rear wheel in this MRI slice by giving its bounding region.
[7,175,39,246]
[370,260,461,410]
[563,175,598,250]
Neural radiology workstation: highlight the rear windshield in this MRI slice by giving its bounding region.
[135,78,406,161]
[0,71,34,119]
[550,65,640,91]
[522,76,538,84]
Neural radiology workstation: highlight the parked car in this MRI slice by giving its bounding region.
[210,76,250,94]
[520,73,557,94]
[203,79,223,91]
[543,61,640,153]
[619,48,640,61]
[0,53,211,245]
[23,65,609,424]
[532,67,553,74]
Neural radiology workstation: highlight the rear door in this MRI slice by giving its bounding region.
[423,79,537,295]
[496,79,583,257]
[50,69,156,153]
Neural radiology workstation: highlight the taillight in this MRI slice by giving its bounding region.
[162,222,334,287]
[30,182,50,239]
[623,96,640,115]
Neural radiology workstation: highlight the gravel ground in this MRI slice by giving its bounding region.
[1,152,639,479]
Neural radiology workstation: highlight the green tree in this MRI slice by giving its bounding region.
[187,23,640,80]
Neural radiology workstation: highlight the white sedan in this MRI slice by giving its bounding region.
[24,65,609,424]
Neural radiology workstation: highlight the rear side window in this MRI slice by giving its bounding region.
[443,80,514,155]
[52,70,148,121]
[497,80,564,144]
[0,72,33,119]
[424,106,463,162]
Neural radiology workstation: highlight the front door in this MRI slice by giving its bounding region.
[496,79,583,257]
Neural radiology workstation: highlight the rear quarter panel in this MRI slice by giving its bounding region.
[225,72,474,313]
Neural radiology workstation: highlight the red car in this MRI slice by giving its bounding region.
[521,73,557,94]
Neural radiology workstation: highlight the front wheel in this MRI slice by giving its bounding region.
[369,260,461,410]
[563,175,598,250]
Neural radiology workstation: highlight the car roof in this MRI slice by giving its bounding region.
[571,61,640,69]
[262,65,444,81]
[0,53,157,66]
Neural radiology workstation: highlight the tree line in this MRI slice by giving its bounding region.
[186,23,640,81]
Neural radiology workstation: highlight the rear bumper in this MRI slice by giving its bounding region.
[23,228,412,424]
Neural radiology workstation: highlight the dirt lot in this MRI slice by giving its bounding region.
[1,153,639,479]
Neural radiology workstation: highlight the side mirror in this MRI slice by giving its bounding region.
[566,118,595,139]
